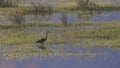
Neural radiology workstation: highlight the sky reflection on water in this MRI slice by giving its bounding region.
[0,11,120,24]
[0,47,120,68]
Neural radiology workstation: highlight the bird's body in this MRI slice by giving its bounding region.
[35,31,49,49]
[35,38,47,43]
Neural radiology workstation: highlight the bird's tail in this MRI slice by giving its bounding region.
[35,41,39,43]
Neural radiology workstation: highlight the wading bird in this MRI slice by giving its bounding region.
[35,31,49,49]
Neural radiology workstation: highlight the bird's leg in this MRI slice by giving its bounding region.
[39,43,44,47]
[39,43,46,49]
[36,43,40,47]
[41,43,44,46]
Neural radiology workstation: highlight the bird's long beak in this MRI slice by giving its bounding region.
[47,31,51,33]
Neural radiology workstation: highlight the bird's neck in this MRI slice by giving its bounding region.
[45,33,48,39]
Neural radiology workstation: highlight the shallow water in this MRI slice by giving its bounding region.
[13,11,120,23]
[0,45,120,68]
[0,11,120,24]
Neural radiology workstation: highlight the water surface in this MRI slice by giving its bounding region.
[0,45,120,68]
[0,11,120,24]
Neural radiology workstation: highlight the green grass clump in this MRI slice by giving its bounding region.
[0,22,62,29]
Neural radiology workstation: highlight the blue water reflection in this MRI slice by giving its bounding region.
[91,12,120,22]
[0,11,120,24]
[0,48,120,68]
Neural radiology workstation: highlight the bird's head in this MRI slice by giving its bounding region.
[46,31,49,34]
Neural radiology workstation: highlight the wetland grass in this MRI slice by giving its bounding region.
[0,22,120,49]
[0,2,120,13]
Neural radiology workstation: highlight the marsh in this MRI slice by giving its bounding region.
[0,0,120,68]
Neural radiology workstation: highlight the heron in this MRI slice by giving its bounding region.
[35,31,49,49]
